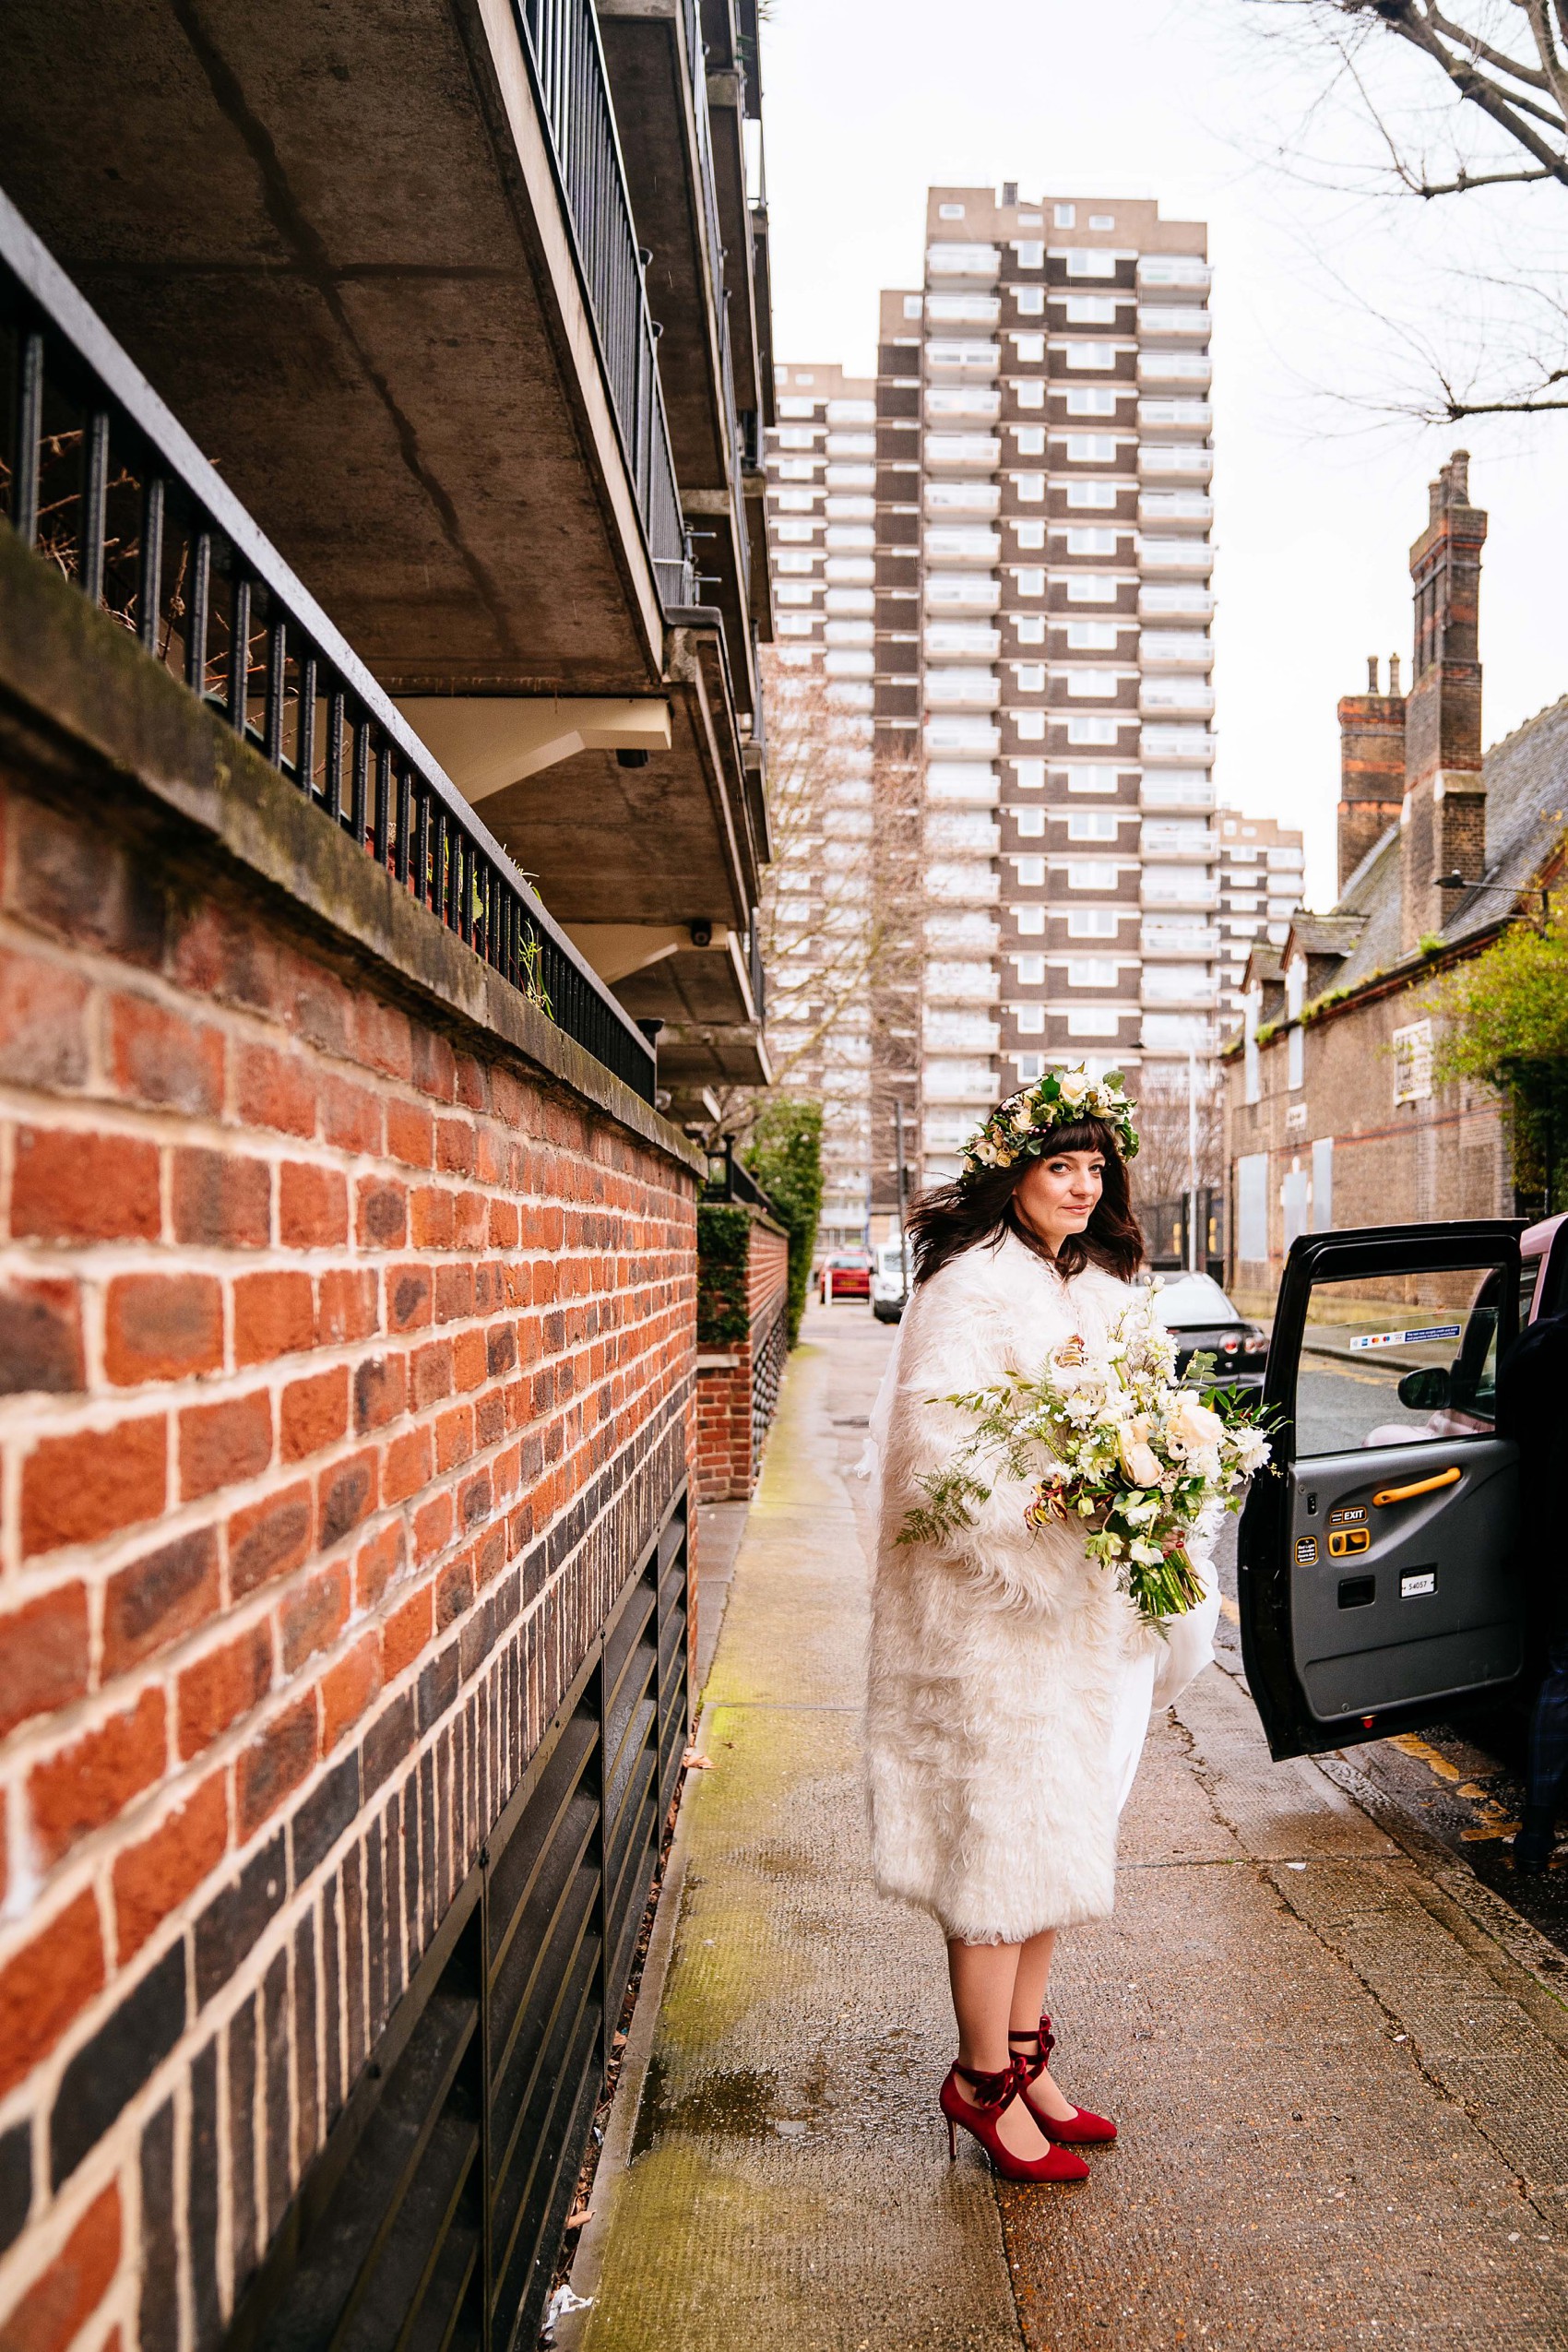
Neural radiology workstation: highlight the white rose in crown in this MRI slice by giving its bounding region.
[1169,1395,1225,1455]
[1056,1072,1090,1107]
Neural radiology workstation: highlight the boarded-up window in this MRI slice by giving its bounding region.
[1393,1018,1433,1105]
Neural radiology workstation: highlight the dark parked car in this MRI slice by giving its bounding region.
[1145,1271,1268,1389]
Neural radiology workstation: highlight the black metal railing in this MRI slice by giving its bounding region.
[0,192,656,1107]
[518,0,695,610]
[677,0,751,610]
[704,1138,777,1216]
[230,1491,690,2352]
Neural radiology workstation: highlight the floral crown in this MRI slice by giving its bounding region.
[959,1066,1139,1186]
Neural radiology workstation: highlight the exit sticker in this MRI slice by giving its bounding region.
[1349,1324,1462,1352]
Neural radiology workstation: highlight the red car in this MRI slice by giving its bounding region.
[818,1252,872,1304]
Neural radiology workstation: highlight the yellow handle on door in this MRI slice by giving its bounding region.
[1372,1467,1462,1507]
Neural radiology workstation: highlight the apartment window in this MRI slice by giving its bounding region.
[1063,528,1119,554]
[1068,909,1120,938]
[1065,576,1120,603]
[1013,663,1046,692]
[1012,615,1045,644]
[904,295,923,319]
[1066,957,1118,988]
[794,372,815,385]
[1018,214,1043,228]
[1013,856,1047,885]
[1066,860,1120,890]
[1065,481,1118,510]
[777,398,818,420]
[1013,808,1045,837]
[1011,333,1046,363]
[1064,250,1119,279]
[1064,766,1117,793]
[1013,287,1046,317]
[1014,713,1046,740]
[774,547,818,567]
[1066,810,1120,841]
[1014,954,1046,983]
[1063,297,1118,326]
[1067,717,1120,745]
[1065,622,1118,649]
[1393,1019,1433,1104]
[774,584,818,606]
[1064,387,1118,416]
[940,202,966,219]
[1068,1008,1122,1037]
[1012,760,1046,790]
[1016,1052,1049,1079]
[1013,241,1046,268]
[1064,669,1111,698]
[1014,382,1045,409]
[824,557,874,582]
[1064,435,1117,463]
[1312,1137,1334,1233]
[1012,520,1047,549]
[1064,342,1117,370]
[1014,568,1046,596]
[1010,473,1044,505]
[772,489,817,513]
[776,615,817,636]
[776,427,821,449]
[1016,907,1045,935]
[1011,425,1047,455]
[775,458,819,481]
[1015,1005,1046,1034]
[1054,204,1076,227]
[1088,214,1115,230]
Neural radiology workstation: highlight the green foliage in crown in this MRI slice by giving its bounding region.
[959,1064,1139,1187]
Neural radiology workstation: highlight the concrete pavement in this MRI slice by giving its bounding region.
[566,1305,1568,2350]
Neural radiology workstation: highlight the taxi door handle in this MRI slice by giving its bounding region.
[1372,1467,1461,1507]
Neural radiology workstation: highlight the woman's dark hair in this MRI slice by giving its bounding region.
[907,1115,1144,1288]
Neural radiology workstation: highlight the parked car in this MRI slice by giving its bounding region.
[1144,1271,1269,1390]
[871,1241,912,1324]
[819,1251,873,1304]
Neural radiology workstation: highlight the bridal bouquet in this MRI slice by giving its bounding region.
[897,1294,1274,1627]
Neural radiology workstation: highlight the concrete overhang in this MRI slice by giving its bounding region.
[443,621,761,937]
[0,0,672,695]
[395,698,673,797]
[648,1022,772,1091]
[612,932,757,1028]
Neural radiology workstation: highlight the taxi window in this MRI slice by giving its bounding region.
[1293,1264,1509,1458]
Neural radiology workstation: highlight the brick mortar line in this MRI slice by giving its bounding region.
[0,1406,691,2281]
[0,1372,694,1968]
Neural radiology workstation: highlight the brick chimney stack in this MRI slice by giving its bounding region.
[1336,650,1407,890]
[1400,450,1488,954]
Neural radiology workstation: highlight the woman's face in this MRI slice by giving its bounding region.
[1012,1147,1105,1254]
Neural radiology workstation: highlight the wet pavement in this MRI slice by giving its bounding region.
[564,1304,1568,2351]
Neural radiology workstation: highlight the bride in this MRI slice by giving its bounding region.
[863,1069,1218,2184]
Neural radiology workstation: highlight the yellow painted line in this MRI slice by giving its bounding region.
[1389,1732,1463,1782]
[1218,1594,1240,1626]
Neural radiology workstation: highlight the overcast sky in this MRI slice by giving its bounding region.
[757,0,1568,905]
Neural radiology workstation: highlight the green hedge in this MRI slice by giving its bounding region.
[744,1098,824,1348]
[696,1203,753,1348]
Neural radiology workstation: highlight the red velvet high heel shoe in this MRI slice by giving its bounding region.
[1008,2016,1118,2145]
[940,2059,1090,2183]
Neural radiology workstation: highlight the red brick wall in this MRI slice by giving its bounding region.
[0,771,696,2346]
[694,1218,790,1502]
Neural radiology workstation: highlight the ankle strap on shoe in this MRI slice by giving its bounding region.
[954,2059,1016,2108]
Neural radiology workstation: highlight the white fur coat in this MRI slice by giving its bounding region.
[864,1231,1218,1944]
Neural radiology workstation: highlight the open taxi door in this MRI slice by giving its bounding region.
[1236,1219,1526,1763]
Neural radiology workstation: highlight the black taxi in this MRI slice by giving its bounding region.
[1237,1211,1568,1761]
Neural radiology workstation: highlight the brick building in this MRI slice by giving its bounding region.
[1225,455,1566,1299]
[0,0,775,2338]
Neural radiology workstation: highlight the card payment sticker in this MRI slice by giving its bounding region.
[1348,1324,1462,1352]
